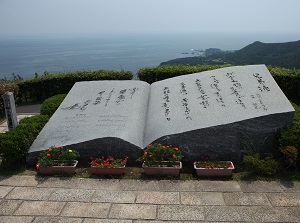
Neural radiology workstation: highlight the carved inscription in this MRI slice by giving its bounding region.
[226,72,245,109]
[180,82,192,120]
[157,70,273,123]
[195,79,209,109]
[210,75,226,107]
[62,87,139,111]
[253,73,270,92]
[96,115,128,128]
[162,87,171,121]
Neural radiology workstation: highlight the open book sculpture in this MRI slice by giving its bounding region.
[27,65,294,165]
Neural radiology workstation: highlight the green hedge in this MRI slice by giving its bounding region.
[0,115,49,166]
[277,102,300,149]
[17,69,133,103]
[137,64,229,84]
[40,94,67,117]
[268,66,300,103]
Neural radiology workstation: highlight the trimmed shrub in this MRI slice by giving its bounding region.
[243,153,282,175]
[268,66,300,103]
[0,115,49,166]
[40,94,67,117]
[17,69,132,103]
[137,64,229,84]
[277,102,300,149]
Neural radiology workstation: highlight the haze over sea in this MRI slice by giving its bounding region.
[1,32,298,80]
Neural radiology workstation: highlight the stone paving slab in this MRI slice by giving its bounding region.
[109,204,157,220]
[83,220,132,223]
[0,216,34,223]
[0,199,23,215]
[119,180,161,191]
[0,186,14,198]
[91,190,136,203]
[78,179,122,190]
[267,192,300,206]
[37,177,82,188]
[157,205,205,221]
[274,207,300,222]
[135,221,181,223]
[6,186,54,200]
[136,191,180,204]
[239,181,283,192]
[0,176,39,187]
[194,181,241,192]
[205,206,281,222]
[14,201,65,216]
[223,192,271,206]
[61,202,111,218]
[180,192,225,205]
[32,216,83,223]
[49,188,95,202]
[280,181,300,192]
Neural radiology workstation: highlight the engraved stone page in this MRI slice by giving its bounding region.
[29,80,150,153]
[144,65,295,147]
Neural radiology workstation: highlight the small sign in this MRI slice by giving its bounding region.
[2,92,18,130]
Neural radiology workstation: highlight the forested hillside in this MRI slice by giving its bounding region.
[161,40,300,69]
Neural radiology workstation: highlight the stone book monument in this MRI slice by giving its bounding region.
[27,65,295,165]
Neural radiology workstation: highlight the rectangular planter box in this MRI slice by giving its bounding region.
[142,161,182,176]
[194,161,234,177]
[38,160,78,175]
[91,165,125,175]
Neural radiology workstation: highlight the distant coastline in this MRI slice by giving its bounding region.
[160,40,300,70]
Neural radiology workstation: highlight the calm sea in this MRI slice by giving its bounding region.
[0,33,298,80]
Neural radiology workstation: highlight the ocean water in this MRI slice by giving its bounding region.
[0,33,298,80]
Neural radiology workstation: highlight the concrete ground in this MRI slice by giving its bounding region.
[0,176,300,222]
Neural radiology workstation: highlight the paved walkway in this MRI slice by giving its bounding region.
[0,175,300,222]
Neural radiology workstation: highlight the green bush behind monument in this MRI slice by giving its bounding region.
[17,69,132,103]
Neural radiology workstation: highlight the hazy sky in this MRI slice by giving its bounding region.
[1,0,300,36]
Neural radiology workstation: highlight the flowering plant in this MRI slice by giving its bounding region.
[37,146,80,168]
[137,143,183,166]
[194,161,234,169]
[90,156,128,168]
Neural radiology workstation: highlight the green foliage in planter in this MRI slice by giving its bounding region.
[137,143,183,166]
[243,153,282,175]
[38,146,80,167]
[137,64,229,84]
[277,102,300,149]
[40,94,67,117]
[0,81,19,117]
[0,115,49,166]
[17,69,132,103]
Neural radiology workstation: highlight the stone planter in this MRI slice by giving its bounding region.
[91,165,125,175]
[142,161,182,176]
[194,161,234,177]
[38,160,78,175]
